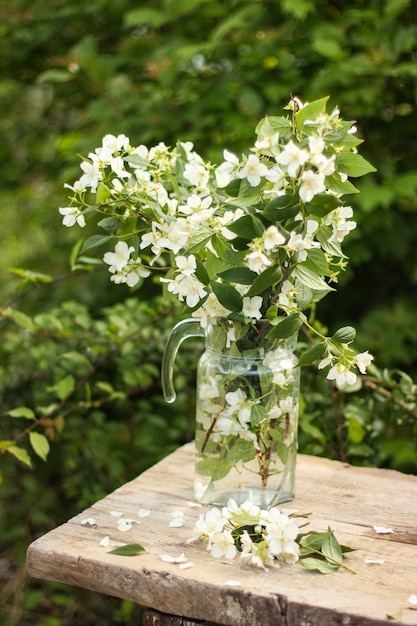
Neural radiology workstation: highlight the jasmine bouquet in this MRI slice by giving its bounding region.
[61,96,375,388]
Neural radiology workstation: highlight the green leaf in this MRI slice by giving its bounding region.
[210,282,243,312]
[96,182,110,203]
[7,407,35,420]
[296,342,327,367]
[246,265,283,297]
[262,195,300,222]
[29,432,50,462]
[80,235,113,254]
[316,227,347,258]
[386,609,402,620]
[196,457,232,481]
[211,235,245,265]
[97,217,121,233]
[226,439,257,463]
[266,313,301,339]
[305,193,341,218]
[7,446,32,467]
[336,153,377,178]
[37,69,73,84]
[219,267,258,285]
[124,8,166,28]
[56,375,76,401]
[211,6,257,43]
[296,96,330,131]
[7,268,53,284]
[321,528,343,564]
[293,265,334,292]
[326,174,359,195]
[304,249,330,275]
[332,326,356,344]
[226,214,265,240]
[300,556,339,574]
[108,543,146,556]
[195,259,210,286]
[4,308,36,331]
[187,227,213,253]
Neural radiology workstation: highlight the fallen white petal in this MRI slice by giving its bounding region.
[225,580,242,586]
[169,518,184,528]
[81,517,96,526]
[110,511,124,517]
[364,558,384,565]
[99,536,111,547]
[159,553,188,564]
[372,525,393,534]
[117,518,134,532]
[178,561,194,569]
[138,509,151,518]
[408,595,417,608]
[187,501,203,508]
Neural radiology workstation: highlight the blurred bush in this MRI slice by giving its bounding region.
[1,0,416,623]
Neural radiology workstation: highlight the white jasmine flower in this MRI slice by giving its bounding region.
[110,156,131,179]
[318,355,334,370]
[263,225,285,250]
[326,363,357,387]
[242,296,263,320]
[254,132,280,151]
[238,154,269,187]
[308,135,325,158]
[278,280,297,312]
[175,254,197,276]
[102,133,130,153]
[318,154,336,177]
[178,194,213,217]
[209,530,237,559]
[354,350,374,374]
[192,508,227,544]
[183,162,210,190]
[326,206,356,243]
[103,241,135,273]
[161,274,207,308]
[78,158,102,192]
[59,206,86,228]
[299,170,326,202]
[156,218,193,254]
[215,150,240,188]
[276,141,309,178]
[246,249,272,274]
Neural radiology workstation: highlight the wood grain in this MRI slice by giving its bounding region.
[27,443,417,626]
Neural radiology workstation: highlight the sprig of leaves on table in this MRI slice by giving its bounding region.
[298,527,355,574]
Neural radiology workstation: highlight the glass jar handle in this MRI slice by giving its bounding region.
[161,318,204,403]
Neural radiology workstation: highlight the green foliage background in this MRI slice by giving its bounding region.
[1,0,416,623]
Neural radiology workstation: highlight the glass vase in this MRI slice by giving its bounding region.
[162,317,299,508]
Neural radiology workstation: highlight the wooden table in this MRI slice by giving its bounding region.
[27,442,417,626]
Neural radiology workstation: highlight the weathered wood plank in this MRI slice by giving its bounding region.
[27,443,417,626]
